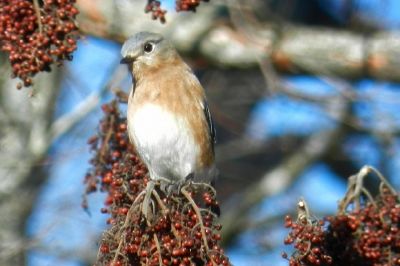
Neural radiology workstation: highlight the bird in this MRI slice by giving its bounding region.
[120,32,216,218]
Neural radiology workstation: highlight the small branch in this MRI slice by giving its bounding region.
[338,165,397,213]
[296,198,311,223]
[153,234,162,266]
[339,175,357,213]
[49,87,107,142]
[49,64,126,143]
[152,190,181,240]
[33,0,42,33]
[113,88,129,103]
[366,165,397,195]
[181,186,209,251]
[181,186,216,266]
[361,187,377,207]
[221,94,349,245]
[99,115,115,162]
[110,199,138,265]
[142,180,155,220]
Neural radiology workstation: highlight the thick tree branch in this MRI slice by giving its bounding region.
[77,0,400,82]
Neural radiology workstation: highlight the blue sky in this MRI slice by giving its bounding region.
[320,0,400,27]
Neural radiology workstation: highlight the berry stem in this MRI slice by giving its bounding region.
[297,197,311,223]
[100,115,115,162]
[339,165,398,213]
[110,199,138,265]
[152,189,181,240]
[32,0,43,33]
[367,165,398,196]
[153,234,163,266]
[181,185,217,266]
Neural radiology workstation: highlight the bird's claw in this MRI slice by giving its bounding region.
[142,180,155,221]
[161,179,189,196]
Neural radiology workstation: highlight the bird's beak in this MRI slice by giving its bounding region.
[120,56,134,64]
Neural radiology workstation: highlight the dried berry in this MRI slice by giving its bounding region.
[0,0,79,88]
[283,200,332,266]
[176,0,209,12]
[85,100,229,266]
[283,168,400,266]
[144,0,210,23]
[145,0,167,23]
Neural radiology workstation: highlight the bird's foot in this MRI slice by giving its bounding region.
[160,178,190,196]
[141,180,155,221]
[156,174,195,196]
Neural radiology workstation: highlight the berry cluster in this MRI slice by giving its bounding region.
[0,0,79,88]
[176,0,210,12]
[325,187,400,266]
[145,0,211,23]
[283,215,332,266]
[283,168,400,266]
[85,100,229,266]
[145,1,167,24]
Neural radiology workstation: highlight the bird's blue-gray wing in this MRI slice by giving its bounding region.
[203,99,216,153]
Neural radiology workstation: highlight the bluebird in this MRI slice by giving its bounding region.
[120,32,216,218]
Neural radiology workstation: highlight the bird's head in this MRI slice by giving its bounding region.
[120,32,177,77]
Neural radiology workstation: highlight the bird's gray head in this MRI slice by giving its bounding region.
[120,32,176,70]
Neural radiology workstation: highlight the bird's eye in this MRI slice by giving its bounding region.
[143,42,154,53]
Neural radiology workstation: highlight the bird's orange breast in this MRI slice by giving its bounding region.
[129,60,214,169]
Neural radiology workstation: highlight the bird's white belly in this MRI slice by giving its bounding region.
[128,103,198,182]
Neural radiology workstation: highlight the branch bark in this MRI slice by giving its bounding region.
[77,0,400,82]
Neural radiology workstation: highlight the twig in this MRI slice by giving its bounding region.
[153,234,162,266]
[339,175,357,213]
[181,186,216,266]
[152,190,181,240]
[99,115,115,162]
[366,165,397,195]
[49,63,126,143]
[221,112,347,244]
[338,165,396,213]
[110,198,138,265]
[296,198,311,223]
[32,0,42,33]
[113,88,129,103]
[49,82,109,142]
[133,190,147,204]
[191,182,217,197]
[361,187,377,208]
[142,180,155,220]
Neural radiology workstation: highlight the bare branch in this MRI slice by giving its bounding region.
[49,65,127,142]
[77,0,400,83]
[220,94,350,245]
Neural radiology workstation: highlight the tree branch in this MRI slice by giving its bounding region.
[49,65,126,142]
[77,0,400,82]
[220,94,349,245]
